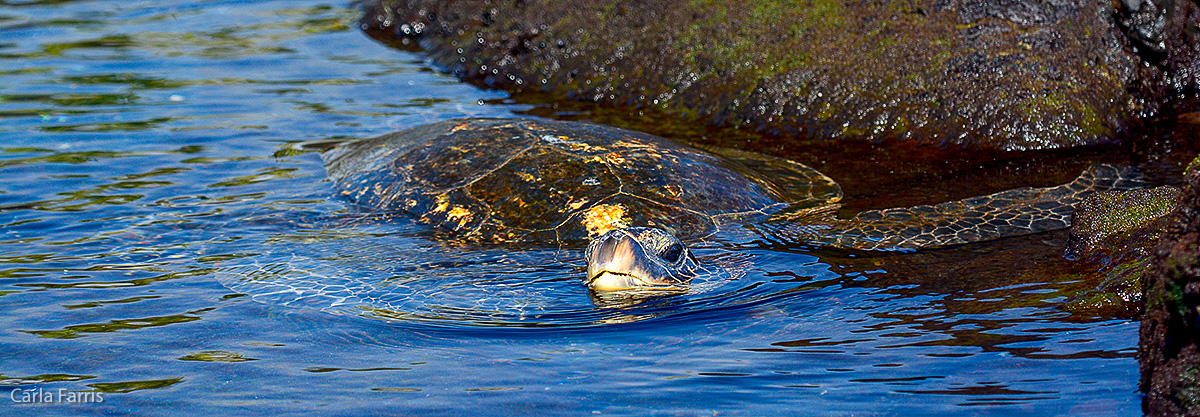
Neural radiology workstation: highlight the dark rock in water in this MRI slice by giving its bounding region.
[1068,186,1181,262]
[1140,155,1200,416]
[1115,0,1200,117]
[1061,257,1151,317]
[1063,186,1179,316]
[363,0,1200,150]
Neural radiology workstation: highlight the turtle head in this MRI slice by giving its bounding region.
[584,227,697,291]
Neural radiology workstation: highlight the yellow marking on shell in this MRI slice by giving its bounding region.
[425,195,473,228]
[430,194,450,213]
[662,184,683,200]
[561,136,593,151]
[637,147,666,160]
[498,231,517,242]
[450,122,471,132]
[612,140,652,149]
[541,134,597,151]
[581,203,630,238]
[568,197,590,210]
[516,171,537,182]
[446,206,472,227]
[605,152,626,165]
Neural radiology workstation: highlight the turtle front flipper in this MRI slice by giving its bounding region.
[762,164,1147,251]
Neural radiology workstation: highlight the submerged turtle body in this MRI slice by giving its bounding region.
[323,118,841,244]
[324,118,1144,290]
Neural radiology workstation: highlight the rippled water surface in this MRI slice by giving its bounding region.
[1,1,1141,415]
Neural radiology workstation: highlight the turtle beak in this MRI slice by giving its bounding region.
[584,229,683,291]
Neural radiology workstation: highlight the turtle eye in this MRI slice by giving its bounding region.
[660,242,684,263]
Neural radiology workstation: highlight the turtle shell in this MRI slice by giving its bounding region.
[322,118,842,243]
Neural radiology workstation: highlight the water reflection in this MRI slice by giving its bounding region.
[214,206,1110,344]
[0,0,1145,414]
[20,309,208,339]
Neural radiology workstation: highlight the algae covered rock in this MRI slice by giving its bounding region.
[1062,186,1179,316]
[1067,186,1181,262]
[1140,156,1200,416]
[363,0,1199,149]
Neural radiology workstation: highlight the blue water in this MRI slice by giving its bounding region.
[0,0,1139,415]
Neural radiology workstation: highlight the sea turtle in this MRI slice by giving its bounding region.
[322,118,1142,291]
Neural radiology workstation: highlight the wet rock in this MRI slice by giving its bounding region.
[363,0,1196,150]
[1063,186,1179,316]
[1140,155,1200,416]
[1068,186,1181,262]
[1115,0,1200,117]
[1062,257,1152,317]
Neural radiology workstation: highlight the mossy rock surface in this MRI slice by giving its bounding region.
[1068,186,1181,262]
[1140,155,1200,416]
[1059,186,1178,316]
[364,0,1197,149]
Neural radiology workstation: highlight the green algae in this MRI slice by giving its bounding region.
[367,0,1141,148]
[1068,187,1181,260]
[1063,258,1148,317]
[87,377,183,393]
[178,350,258,362]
